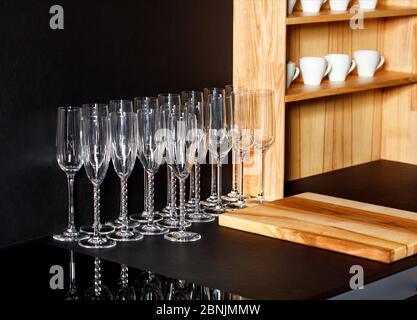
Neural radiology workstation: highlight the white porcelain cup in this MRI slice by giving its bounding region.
[288,0,297,15]
[300,57,332,86]
[325,54,356,82]
[354,50,385,77]
[358,0,378,9]
[287,62,300,89]
[329,0,350,11]
[300,0,328,13]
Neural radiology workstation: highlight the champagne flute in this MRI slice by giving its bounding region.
[106,100,140,230]
[253,90,275,203]
[130,97,163,223]
[78,104,116,249]
[84,257,113,300]
[114,264,136,300]
[108,112,143,242]
[164,105,201,242]
[227,90,254,209]
[184,101,214,223]
[134,108,168,235]
[79,104,114,236]
[203,90,233,216]
[54,106,88,242]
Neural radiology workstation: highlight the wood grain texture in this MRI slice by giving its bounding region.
[287,5,417,25]
[233,0,286,200]
[219,193,417,263]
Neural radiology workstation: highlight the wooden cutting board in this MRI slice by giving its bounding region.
[218,193,417,263]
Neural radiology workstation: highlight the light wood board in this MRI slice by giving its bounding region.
[219,193,417,263]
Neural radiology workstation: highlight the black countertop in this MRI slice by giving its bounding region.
[48,160,417,300]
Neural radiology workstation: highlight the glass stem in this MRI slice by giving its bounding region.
[147,172,154,227]
[165,166,171,210]
[170,167,177,219]
[258,151,266,204]
[232,150,239,193]
[239,152,245,202]
[120,177,128,231]
[94,257,102,297]
[195,163,201,212]
[210,163,217,198]
[188,165,195,203]
[93,185,100,238]
[66,173,76,232]
[143,173,148,214]
[217,157,222,206]
[179,178,186,232]
[69,251,76,288]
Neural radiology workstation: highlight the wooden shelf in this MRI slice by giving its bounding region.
[286,5,417,25]
[285,71,417,103]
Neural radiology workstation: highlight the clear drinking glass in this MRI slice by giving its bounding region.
[253,90,276,204]
[78,105,116,249]
[106,100,140,230]
[65,251,79,300]
[181,91,203,213]
[227,90,254,209]
[158,94,191,229]
[130,97,163,223]
[164,106,201,242]
[201,88,224,208]
[203,90,233,216]
[84,257,113,300]
[54,106,88,242]
[108,112,143,242]
[79,104,115,236]
[184,101,214,223]
[134,108,168,235]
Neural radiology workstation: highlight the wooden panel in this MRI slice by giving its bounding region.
[381,0,417,165]
[233,0,287,200]
[287,5,417,25]
[219,193,417,263]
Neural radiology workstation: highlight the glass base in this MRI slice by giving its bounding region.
[53,229,89,242]
[129,213,163,223]
[222,190,240,203]
[164,231,201,242]
[185,199,196,208]
[185,212,215,223]
[78,236,116,249]
[203,204,225,217]
[157,218,191,229]
[107,230,143,242]
[106,219,139,229]
[80,225,115,235]
[134,224,168,236]
[227,200,247,210]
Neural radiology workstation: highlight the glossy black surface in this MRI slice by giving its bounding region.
[0,0,232,247]
[48,160,417,300]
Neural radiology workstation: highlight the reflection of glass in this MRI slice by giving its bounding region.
[84,257,113,300]
[140,272,163,300]
[227,90,254,209]
[253,90,276,204]
[167,280,191,300]
[54,106,88,242]
[191,283,212,300]
[78,104,116,249]
[164,106,201,242]
[134,107,168,236]
[114,265,136,300]
[204,90,233,216]
[130,97,163,223]
[108,112,143,242]
[65,251,79,300]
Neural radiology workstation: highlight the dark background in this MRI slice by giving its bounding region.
[0,0,233,247]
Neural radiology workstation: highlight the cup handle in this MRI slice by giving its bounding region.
[348,59,356,75]
[323,63,332,79]
[292,67,300,82]
[376,56,385,71]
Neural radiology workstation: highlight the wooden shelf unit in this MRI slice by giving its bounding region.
[286,71,417,102]
[233,0,417,201]
[286,5,417,25]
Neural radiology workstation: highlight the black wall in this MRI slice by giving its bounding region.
[0,0,232,247]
